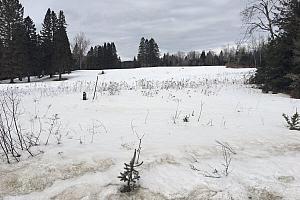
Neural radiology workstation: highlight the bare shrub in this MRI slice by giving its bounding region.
[172,99,181,124]
[191,141,236,178]
[0,90,34,163]
[45,114,62,145]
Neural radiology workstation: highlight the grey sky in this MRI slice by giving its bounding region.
[20,0,246,60]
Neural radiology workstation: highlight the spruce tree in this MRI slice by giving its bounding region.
[200,51,206,66]
[97,45,103,69]
[86,46,94,69]
[13,23,29,81]
[219,51,225,66]
[148,38,160,67]
[51,11,58,38]
[0,0,25,83]
[40,8,54,77]
[110,42,119,68]
[137,37,146,67]
[72,43,80,69]
[144,39,150,67]
[24,16,39,82]
[290,1,300,98]
[52,10,72,80]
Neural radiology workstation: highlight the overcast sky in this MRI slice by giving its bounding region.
[20,0,246,60]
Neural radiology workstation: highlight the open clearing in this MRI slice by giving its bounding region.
[0,66,300,200]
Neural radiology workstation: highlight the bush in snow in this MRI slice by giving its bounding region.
[191,141,236,178]
[118,149,143,193]
[0,90,34,163]
[283,110,300,131]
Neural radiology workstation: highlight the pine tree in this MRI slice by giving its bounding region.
[0,0,25,83]
[72,42,80,69]
[144,39,150,67]
[219,51,225,65]
[40,8,54,77]
[200,51,206,66]
[13,23,29,81]
[137,37,146,67]
[86,46,94,69]
[148,38,160,67]
[51,11,58,38]
[24,16,39,82]
[110,42,119,68]
[57,10,66,29]
[52,10,72,80]
[290,3,300,98]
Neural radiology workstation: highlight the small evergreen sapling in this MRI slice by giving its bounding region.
[283,110,300,131]
[118,149,143,193]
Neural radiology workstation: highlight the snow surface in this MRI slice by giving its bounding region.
[0,66,300,200]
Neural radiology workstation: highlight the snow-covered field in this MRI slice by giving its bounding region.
[0,66,300,200]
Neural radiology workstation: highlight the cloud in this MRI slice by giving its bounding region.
[20,0,245,60]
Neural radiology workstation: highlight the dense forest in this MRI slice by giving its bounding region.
[0,0,72,82]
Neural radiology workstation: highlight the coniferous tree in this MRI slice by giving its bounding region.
[52,10,72,80]
[148,38,160,67]
[289,0,300,97]
[13,23,28,81]
[0,0,24,82]
[264,0,299,93]
[51,11,58,38]
[86,42,120,70]
[86,46,94,68]
[24,16,39,82]
[111,42,119,67]
[72,42,80,68]
[137,37,160,67]
[200,51,206,65]
[40,8,54,77]
[137,37,146,67]
[219,51,225,65]
[144,38,149,66]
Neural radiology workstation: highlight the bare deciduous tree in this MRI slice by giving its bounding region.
[73,32,91,69]
[241,0,279,40]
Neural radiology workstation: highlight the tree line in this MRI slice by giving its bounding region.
[0,0,72,82]
[85,42,121,70]
[160,50,224,67]
[242,0,300,98]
